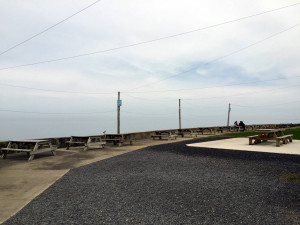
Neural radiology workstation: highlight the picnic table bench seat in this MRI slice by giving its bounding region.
[151,131,178,140]
[104,138,134,147]
[66,136,106,151]
[151,134,178,140]
[178,130,200,137]
[1,140,56,160]
[197,128,214,134]
[103,134,134,147]
[248,135,259,145]
[276,134,293,147]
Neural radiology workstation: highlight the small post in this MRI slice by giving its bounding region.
[117,92,121,134]
[227,103,231,127]
[179,99,181,130]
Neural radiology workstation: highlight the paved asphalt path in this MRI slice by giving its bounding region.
[4,138,300,225]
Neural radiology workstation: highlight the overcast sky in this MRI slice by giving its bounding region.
[0,0,300,140]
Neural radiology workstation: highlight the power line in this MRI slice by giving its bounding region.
[183,83,300,101]
[0,109,116,115]
[122,83,300,103]
[0,0,104,56]
[1,75,299,96]
[1,2,299,70]
[126,23,300,91]
[231,100,300,108]
[0,83,115,95]
[124,76,300,94]
[122,110,177,116]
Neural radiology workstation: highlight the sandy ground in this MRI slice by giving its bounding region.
[0,137,195,223]
[2,137,300,225]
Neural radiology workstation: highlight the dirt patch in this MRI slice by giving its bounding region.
[279,172,300,184]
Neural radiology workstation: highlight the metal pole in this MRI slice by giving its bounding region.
[117,91,120,134]
[179,99,181,129]
[227,103,231,127]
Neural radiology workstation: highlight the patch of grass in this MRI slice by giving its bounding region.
[279,172,300,184]
[207,131,258,139]
[285,127,300,140]
[214,127,300,140]
[218,131,258,138]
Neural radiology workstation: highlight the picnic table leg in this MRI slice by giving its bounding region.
[0,150,7,159]
[49,142,56,156]
[276,139,281,147]
[0,142,11,159]
[1,142,11,159]
[84,138,91,151]
[29,143,39,160]
[29,154,35,160]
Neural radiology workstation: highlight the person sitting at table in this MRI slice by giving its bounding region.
[239,121,246,131]
[234,121,239,127]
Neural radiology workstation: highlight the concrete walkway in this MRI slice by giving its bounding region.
[0,137,196,223]
[187,138,300,155]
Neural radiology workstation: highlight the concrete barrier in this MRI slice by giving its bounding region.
[1,123,299,148]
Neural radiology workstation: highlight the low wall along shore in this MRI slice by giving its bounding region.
[0,123,299,149]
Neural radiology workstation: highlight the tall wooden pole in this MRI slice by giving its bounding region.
[179,99,181,129]
[227,103,231,127]
[117,91,120,134]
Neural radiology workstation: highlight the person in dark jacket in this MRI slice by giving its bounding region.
[239,121,246,131]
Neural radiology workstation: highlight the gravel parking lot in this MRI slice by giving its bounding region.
[3,138,300,225]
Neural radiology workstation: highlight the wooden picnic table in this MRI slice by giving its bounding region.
[0,139,56,160]
[151,131,178,140]
[66,136,106,151]
[178,129,199,137]
[103,133,134,147]
[198,127,214,134]
[248,129,293,147]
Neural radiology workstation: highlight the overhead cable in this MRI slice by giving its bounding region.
[0,83,115,95]
[1,2,300,70]
[126,23,300,91]
[0,109,116,115]
[1,75,299,95]
[124,76,300,94]
[182,83,300,101]
[231,100,300,108]
[0,0,103,56]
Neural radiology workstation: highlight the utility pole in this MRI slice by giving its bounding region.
[227,103,231,127]
[179,99,181,130]
[117,92,121,134]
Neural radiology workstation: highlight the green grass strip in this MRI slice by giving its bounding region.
[212,127,300,140]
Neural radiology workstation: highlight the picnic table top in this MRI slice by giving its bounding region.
[70,135,90,138]
[70,135,103,138]
[256,129,285,132]
[8,139,50,143]
[105,133,132,136]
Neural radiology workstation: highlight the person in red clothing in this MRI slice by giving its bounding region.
[234,121,239,127]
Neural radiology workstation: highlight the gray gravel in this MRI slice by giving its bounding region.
[3,138,300,225]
